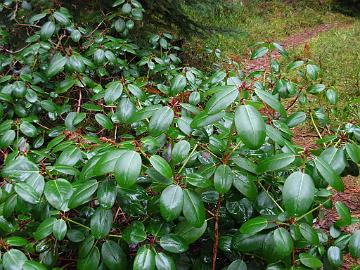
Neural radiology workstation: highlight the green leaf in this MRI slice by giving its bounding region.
[299,223,319,245]
[53,11,70,25]
[282,172,315,216]
[306,64,319,80]
[307,84,326,94]
[68,180,98,209]
[326,88,338,105]
[53,219,67,240]
[56,145,82,166]
[160,234,189,253]
[3,249,28,270]
[6,236,28,247]
[101,240,128,270]
[2,156,39,181]
[182,189,206,228]
[235,105,266,150]
[175,220,207,244]
[160,185,184,221]
[133,246,155,270]
[185,173,212,188]
[79,235,95,258]
[240,217,268,235]
[23,261,47,270]
[335,201,351,227]
[149,106,174,137]
[34,217,56,240]
[0,130,15,148]
[232,172,258,201]
[65,112,86,131]
[40,21,56,40]
[327,246,342,267]
[95,113,113,130]
[214,164,233,194]
[123,221,147,244]
[94,49,105,65]
[257,153,295,173]
[170,74,186,95]
[149,155,173,179]
[94,149,126,176]
[299,253,322,268]
[104,81,123,104]
[190,111,225,129]
[47,53,67,78]
[44,178,73,211]
[129,105,162,123]
[90,207,113,239]
[115,150,142,188]
[97,180,116,209]
[114,18,126,32]
[227,259,247,270]
[67,54,85,73]
[232,233,266,252]
[345,143,360,163]
[255,89,286,117]
[71,30,81,42]
[172,140,190,164]
[117,98,135,124]
[286,111,306,127]
[155,252,176,270]
[20,121,37,138]
[314,156,344,192]
[77,247,100,270]
[251,47,268,59]
[14,182,40,204]
[320,147,346,175]
[273,228,293,258]
[205,86,238,114]
[232,157,258,175]
[349,230,360,258]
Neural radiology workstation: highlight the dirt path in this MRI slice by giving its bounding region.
[243,22,360,269]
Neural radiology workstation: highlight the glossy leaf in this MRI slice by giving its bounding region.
[114,150,142,188]
[101,240,128,270]
[149,155,173,179]
[257,153,295,173]
[155,252,176,270]
[205,86,238,114]
[240,217,268,235]
[314,156,344,191]
[214,164,233,194]
[299,253,322,268]
[90,207,113,239]
[149,106,174,136]
[182,189,206,228]
[44,179,73,211]
[282,172,315,216]
[235,105,266,150]
[160,185,184,221]
[160,234,189,253]
[133,246,155,270]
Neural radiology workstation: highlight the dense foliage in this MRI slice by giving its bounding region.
[0,0,360,269]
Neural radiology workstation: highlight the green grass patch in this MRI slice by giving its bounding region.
[289,21,360,122]
[183,0,353,58]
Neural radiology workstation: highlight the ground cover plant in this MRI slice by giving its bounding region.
[0,0,360,269]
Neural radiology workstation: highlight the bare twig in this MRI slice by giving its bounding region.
[212,196,222,270]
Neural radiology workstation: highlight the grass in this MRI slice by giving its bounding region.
[289,20,360,122]
[183,0,354,58]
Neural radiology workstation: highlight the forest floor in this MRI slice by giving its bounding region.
[243,21,360,269]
